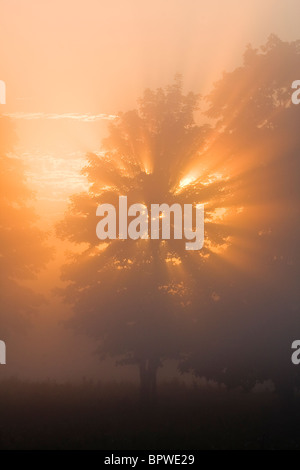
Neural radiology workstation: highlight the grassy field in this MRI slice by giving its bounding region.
[0,379,299,450]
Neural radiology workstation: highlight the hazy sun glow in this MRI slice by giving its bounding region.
[1,0,297,327]
[178,175,196,190]
[1,0,300,390]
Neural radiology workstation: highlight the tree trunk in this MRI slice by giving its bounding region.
[139,357,159,405]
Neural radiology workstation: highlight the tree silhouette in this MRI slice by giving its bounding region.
[0,116,52,337]
[58,37,300,401]
[57,77,233,402]
[180,35,300,399]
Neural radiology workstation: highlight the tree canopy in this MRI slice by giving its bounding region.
[57,36,300,398]
[0,117,52,336]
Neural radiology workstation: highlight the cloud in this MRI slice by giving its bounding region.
[4,112,118,122]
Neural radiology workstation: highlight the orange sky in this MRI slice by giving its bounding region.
[1,1,300,381]
[1,0,300,221]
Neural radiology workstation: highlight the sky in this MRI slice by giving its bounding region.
[1,0,300,220]
[1,0,300,382]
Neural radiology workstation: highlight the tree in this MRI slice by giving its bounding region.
[0,116,52,337]
[180,36,300,399]
[58,37,300,402]
[57,77,232,402]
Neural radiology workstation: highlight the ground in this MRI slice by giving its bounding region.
[0,380,299,450]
